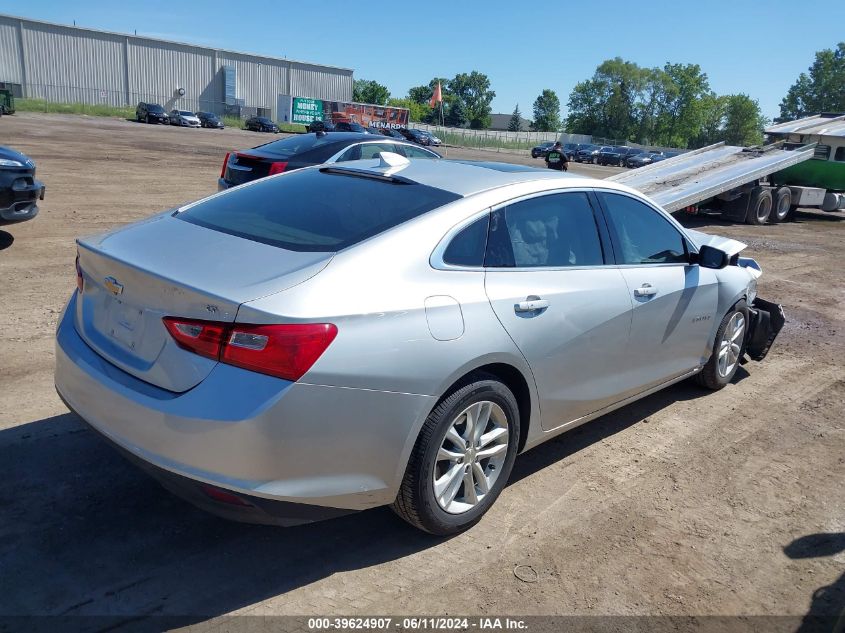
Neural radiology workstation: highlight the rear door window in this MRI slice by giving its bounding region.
[485,193,605,268]
[178,168,461,252]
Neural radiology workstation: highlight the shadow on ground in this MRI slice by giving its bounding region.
[0,378,735,630]
[784,533,845,633]
[0,230,13,251]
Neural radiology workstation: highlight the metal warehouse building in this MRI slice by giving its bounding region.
[0,14,353,121]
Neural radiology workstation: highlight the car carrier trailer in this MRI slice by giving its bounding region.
[609,113,845,224]
[608,141,818,224]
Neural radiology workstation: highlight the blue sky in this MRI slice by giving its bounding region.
[15,0,845,121]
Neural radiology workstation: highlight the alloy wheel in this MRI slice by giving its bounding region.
[433,401,509,514]
[717,312,745,378]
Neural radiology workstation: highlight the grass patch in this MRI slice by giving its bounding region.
[15,98,136,119]
[222,115,244,129]
[13,101,308,135]
[278,123,307,134]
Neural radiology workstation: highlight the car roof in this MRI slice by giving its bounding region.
[324,157,597,196]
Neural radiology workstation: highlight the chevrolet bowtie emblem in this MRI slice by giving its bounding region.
[104,276,124,296]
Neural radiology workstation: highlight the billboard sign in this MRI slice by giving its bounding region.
[290,97,409,129]
[291,97,324,125]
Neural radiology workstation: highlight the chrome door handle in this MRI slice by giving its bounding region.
[515,298,550,312]
[633,283,658,297]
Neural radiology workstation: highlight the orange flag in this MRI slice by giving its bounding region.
[429,82,442,108]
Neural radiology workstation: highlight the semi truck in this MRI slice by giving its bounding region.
[608,113,845,224]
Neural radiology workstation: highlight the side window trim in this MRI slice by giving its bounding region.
[592,189,692,267]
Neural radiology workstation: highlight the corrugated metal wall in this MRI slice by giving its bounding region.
[0,17,23,84]
[0,14,353,118]
[128,40,216,112]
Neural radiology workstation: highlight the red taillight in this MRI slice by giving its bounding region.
[75,254,84,293]
[267,161,288,176]
[220,151,231,179]
[162,317,228,360]
[222,323,337,381]
[161,318,337,381]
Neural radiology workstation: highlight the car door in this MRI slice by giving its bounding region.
[483,191,635,431]
[595,190,719,389]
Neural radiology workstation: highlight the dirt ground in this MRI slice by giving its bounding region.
[0,112,843,628]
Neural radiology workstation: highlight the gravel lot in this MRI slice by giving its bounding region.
[0,112,842,627]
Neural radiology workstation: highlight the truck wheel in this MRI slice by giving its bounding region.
[746,187,773,225]
[771,187,792,223]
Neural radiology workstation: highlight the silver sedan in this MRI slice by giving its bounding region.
[55,154,783,535]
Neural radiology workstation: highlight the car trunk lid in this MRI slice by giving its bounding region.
[74,212,332,392]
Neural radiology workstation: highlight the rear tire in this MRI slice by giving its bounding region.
[746,187,773,225]
[695,300,748,390]
[392,377,520,536]
[771,187,792,222]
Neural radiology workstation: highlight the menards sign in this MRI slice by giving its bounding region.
[291,97,409,129]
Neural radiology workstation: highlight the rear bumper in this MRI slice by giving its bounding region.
[54,293,433,522]
[745,297,785,361]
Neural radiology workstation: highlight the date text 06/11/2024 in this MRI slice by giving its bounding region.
[307,617,528,630]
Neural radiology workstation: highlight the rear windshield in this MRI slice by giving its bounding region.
[256,134,349,158]
[177,168,461,252]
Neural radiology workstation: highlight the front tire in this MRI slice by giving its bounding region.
[392,377,520,535]
[696,300,748,390]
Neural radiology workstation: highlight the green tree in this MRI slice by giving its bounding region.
[508,104,523,131]
[654,63,710,147]
[444,98,467,128]
[448,71,495,129]
[353,79,390,105]
[531,89,561,132]
[779,42,845,119]
[565,58,649,141]
[388,97,428,123]
[723,94,767,146]
[691,93,727,147]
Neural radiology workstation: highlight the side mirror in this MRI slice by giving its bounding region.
[696,244,730,269]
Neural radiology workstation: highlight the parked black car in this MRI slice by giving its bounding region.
[596,146,627,166]
[218,133,441,189]
[531,142,555,159]
[574,144,601,163]
[400,129,435,146]
[567,143,593,160]
[135,102,168,124]
[307,120,335,133]
[627,151,664,168]
[618,147,642,166]
[379,129,407,139]
[197,112,224,129]
[335,121,367,133]
[245,116,279,133]
[0,146,44,225]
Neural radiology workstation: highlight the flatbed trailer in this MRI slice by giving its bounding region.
[608,141,817,224]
